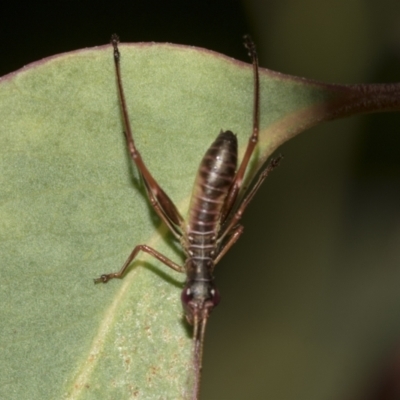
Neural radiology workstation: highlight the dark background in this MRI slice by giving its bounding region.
[2,1,400,399]
[0,1,250,77]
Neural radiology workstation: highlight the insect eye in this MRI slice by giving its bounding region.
[181,287,193,305]
[210,287,220,307]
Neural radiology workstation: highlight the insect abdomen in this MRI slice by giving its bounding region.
[187,130,238,237]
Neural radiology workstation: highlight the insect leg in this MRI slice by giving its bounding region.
[214,224,244,265]
[94,244,185,283]
[218,155,282,244]
[144,179,183,239]
[111,34,184,235]
[220,35,260,222]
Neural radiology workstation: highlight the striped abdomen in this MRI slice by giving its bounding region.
[186,130,238,262]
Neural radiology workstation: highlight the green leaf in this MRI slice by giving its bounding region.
[1,43,399,399]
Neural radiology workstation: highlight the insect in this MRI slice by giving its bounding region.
[95,34,281,399]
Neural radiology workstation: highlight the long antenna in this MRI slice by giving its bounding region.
[192,315,209,400]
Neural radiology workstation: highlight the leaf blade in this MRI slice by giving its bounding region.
[1,43,399,399]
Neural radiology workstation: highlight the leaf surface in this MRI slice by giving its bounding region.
[1,42,399,399]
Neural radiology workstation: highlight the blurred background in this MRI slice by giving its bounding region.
[2,1,400,399]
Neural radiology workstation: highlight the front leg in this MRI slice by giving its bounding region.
[94,244,185,283]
